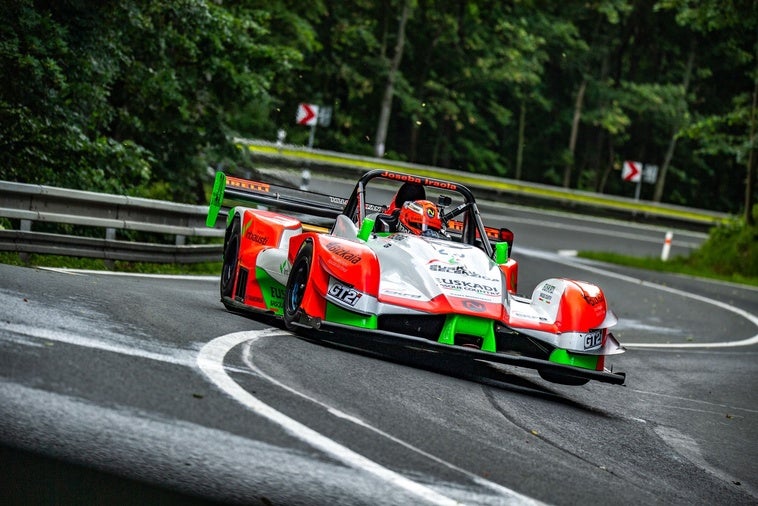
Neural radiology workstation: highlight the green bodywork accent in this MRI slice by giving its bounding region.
[548,349,599,370]
[206,171,226,228]
[438,314,497,352]
[495,241,509,264]
[357,217,375,241]
[255,267,286,315]
[326,302,378,328]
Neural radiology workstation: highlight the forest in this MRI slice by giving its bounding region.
[1,0,756,223]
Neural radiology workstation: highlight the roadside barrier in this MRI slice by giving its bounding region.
[0,180,224,264]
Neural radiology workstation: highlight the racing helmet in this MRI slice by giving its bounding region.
[397,200,443,235]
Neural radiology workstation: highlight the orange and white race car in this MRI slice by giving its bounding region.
[207,169,625,386]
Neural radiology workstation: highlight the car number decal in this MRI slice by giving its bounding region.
[583,329,603,350]
[328,282,363,307]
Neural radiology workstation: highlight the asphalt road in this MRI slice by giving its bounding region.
[1,187,756,505]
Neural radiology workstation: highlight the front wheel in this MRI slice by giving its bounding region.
[283,241,313,332]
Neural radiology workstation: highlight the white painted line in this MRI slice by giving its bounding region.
[237,334,541,505]
[518,247,758,349]
[197,330,467,506]
[37,267,217,281]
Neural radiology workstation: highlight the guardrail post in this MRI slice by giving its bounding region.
[175,235,186,246]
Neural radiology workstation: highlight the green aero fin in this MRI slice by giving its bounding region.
[206,171,226,228]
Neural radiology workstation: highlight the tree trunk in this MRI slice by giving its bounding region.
[744,29,758,226]
[654,38,696,203]
[515,100,526,180]
[374,0,411,158]
[563,78,587,188]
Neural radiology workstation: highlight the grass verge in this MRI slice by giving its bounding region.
[577,251,758,287]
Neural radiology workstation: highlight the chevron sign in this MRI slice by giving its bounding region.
[296,103,319,126]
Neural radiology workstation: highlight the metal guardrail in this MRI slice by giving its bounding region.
[236,138,731,229]
[0,180,225,264]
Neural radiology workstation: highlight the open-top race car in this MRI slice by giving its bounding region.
[206,169,625,386]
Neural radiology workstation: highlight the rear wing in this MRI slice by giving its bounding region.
[206,170,513,258]
[206,172,346,228]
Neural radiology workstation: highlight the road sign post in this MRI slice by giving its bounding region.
[296,103,319,149]
[622,160,642,200]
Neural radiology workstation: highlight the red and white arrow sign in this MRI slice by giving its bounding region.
[296,103,319,126]
[622,160,642,183]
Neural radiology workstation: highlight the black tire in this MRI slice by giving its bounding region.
[283,241,313,332]
[220,216,241,299]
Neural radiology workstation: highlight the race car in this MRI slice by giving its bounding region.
[206,169,626,386]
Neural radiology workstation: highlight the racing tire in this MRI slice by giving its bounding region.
[283,241,313,332]
[220,216,241,299]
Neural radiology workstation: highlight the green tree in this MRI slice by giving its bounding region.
[658,0,758,224]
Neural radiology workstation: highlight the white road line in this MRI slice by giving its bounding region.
[37,267,217,281]
[237,334,541,505]
[197,329,465,506]
[518,247,758,349]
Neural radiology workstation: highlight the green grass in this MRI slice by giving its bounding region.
[577,250,758,287]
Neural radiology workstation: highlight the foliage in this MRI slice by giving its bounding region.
[579,205,758,285]
[688,210,758,278]
[0,0,755,216]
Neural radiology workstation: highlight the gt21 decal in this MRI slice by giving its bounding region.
[584,330,603,349]
[328,283,363,306]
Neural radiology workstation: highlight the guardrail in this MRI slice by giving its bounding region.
[0,180,225,264]
[236,138,731,229]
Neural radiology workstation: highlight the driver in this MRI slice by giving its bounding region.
[397,199,448,238]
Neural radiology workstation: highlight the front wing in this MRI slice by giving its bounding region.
[291,320,627,386]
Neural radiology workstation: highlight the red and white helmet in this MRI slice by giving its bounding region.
[397,200,443,235]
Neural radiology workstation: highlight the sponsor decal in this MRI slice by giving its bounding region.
[227,176,270,193]
[435,248,466,263]
[512,311,541,321]
[437,278,499,296]
[279,260,290,275]
[271,286,285,300]
[325,242,362,264]
[462,300,486,312]
[583,329,603,349]
[538,294,552,304]
[383,288,423,299]
[538,283,556,304]
[245,231,269,245]
[328,282,363,307]
[428,263,492,281]
[380,171,458,191]
[330,196,349,206]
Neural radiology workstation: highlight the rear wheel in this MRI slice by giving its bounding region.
[220,216,240,299]
[284,241,313,332]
